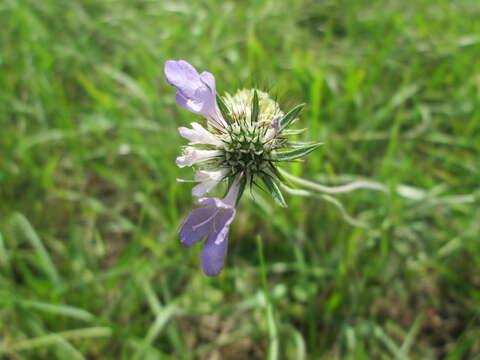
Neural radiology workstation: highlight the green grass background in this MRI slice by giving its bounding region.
[1,0,479,358]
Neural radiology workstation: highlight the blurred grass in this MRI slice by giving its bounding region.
[0,0,479,358]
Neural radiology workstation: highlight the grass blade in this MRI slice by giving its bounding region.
[13,213,61,285]
[0,327,112,354]
[257,235,279,360]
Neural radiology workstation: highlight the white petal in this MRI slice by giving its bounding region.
[178,122,222,146]
[176,147,221,168]
[192,169,229,197]
[194,169,229,182]
[192,181,218,197]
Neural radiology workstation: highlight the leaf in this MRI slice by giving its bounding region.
[251,90,259,124]
[236,176,247,206]
[274,143,323,161]
[280,103,305,131]
[259,173,287,207]
[19,300,95,322]
[13,213,61,285]
[281,128,307,136]
[267,163,288,185]
[216,95,233,123]
[0,327,112,354]
[285,141,321,148]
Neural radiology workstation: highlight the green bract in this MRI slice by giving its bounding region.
[213,89,322,207]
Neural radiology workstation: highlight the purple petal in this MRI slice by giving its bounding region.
[200,207,235,276]
[179,207,216,247]
[199,71,216,92]
[178,178,242,276]
[164,60,202,99]
[201,236,228,276]
[175,88,213,115]
[175,91,190,112]
[164,60,218,120]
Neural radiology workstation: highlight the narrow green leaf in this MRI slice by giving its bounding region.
[251,90,259,124]
[236,176,247,206]
[134,304,179,360]
[216,95,233,123]
[274,143,322,161]
[267,163,288,185]
[282,128,307,136]
[256,236,279,360]
[0,327,112,354]
[20,300,95,322]
[260,173,287,207]
[280,103,305,131]
[13,213,61,285]
[285,141,322,148]
[0,231,9,271]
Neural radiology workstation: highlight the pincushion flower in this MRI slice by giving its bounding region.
[165,59,322,276]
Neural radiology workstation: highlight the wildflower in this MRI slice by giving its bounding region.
[165,59,322,276]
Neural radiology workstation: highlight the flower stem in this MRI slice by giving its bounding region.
[279,168,386,194]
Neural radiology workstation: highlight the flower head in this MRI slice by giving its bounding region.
[165,59,321,276]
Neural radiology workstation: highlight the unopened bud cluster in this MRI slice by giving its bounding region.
[221,125,271,174]
[215,90,283,175]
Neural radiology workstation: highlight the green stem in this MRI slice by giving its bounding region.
[279,168,386,194]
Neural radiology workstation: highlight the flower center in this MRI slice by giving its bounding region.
[221,127,270,174]
[214,89,285,175]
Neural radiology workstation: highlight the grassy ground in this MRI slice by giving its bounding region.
[1,0,479,358]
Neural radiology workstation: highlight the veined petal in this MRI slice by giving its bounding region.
[178,176,243,276]
[199,200,236,276]
[178,122,222,146]
[176,148,221,168]
[192,169,229,197]
[164,60,226,130]
[179,206,217,247]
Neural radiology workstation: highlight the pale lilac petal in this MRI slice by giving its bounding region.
[186,87,212,113]
[265,114,283,140]
[271,114,282,132]
[175,91,192,113]
[200,236,228,276]
[165,60,202,98]
[200,71,216,92]
[164,60,224,128]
